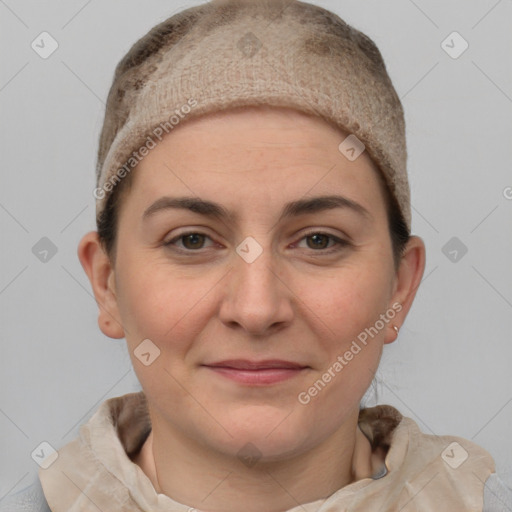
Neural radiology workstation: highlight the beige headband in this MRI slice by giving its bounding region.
[95,0,411,230]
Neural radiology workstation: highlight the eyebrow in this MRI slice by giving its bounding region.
[142,194,371,223]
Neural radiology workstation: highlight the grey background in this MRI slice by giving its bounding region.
[1,0,511,498]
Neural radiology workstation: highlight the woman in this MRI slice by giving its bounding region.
[3,0,511,510]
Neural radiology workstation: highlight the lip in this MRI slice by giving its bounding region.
[206,359,306,370]
[203,359,309,385]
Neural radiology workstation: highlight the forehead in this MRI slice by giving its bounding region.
[120,106,387,218]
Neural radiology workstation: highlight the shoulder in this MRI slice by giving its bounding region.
[483,472,512,512]
[0,477,51,512]
[377,409,504,508]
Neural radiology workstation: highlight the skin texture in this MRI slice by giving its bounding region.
[78,106,425,512]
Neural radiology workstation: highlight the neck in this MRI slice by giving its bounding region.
[133,409,375,512]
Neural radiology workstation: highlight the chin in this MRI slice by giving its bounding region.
[211,405,317,460]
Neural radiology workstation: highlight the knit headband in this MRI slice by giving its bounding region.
[94,0,411,231]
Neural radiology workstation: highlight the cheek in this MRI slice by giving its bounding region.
[293,271,388,430]
[298,263,393,343]
[114,261,206,400]
[114,253,217,360]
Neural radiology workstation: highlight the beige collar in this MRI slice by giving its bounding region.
[39,391,495,511]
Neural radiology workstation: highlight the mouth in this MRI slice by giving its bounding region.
[202,359,309,385]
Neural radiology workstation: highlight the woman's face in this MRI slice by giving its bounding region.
[99,106,413,461]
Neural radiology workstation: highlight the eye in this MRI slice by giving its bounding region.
[164,232,215,251]
[295,231,350,253]
[163,230,350,255]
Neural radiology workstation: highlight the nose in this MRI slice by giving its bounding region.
[218,240,294,337]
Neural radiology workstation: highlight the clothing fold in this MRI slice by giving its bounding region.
[34,391,496,512]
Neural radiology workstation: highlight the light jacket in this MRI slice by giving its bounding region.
[2,391,511,511]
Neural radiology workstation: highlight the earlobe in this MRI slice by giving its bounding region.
[77,231,125,339]
[384,236,426,344]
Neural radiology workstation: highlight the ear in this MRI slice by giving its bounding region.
[384,235,426,344]
[77,231,125,339]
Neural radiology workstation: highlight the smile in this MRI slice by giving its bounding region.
[203,359,309,385]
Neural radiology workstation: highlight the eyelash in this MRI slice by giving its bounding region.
[163,230,350,255]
